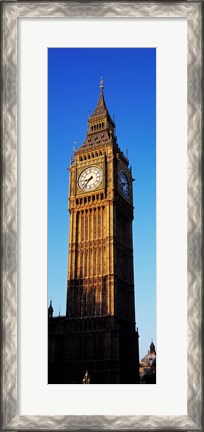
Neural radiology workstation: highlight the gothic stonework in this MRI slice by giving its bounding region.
[48,80,139,384]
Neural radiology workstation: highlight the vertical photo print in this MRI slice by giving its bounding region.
[48,48,156,384]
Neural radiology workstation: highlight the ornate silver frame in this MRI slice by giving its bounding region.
[1,1,203,431]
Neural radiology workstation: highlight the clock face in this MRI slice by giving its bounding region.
[119,170,130,198]
[78,166,103,191]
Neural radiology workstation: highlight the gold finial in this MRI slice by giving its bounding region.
[100,76,104,90]
[82,370,91,384]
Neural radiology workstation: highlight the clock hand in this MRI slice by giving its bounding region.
[83,176,93,189]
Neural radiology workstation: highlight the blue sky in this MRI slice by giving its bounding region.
[48,48,156,359]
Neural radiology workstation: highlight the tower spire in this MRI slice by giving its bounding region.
[79,78,116,149]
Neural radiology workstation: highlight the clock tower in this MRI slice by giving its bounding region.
[65,79,139,383]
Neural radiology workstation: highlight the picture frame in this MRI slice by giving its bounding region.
[0,1,203,430]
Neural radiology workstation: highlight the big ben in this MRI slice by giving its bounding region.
[48,79,139,384]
